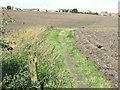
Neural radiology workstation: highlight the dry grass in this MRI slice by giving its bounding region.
[1,26,47,53]
[1,26,76,88]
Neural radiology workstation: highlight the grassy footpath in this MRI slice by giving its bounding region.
[59,30,112,88]
[1,26,112,88]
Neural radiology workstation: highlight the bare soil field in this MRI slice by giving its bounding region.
[5,11,117,31]
[74,28,118,88]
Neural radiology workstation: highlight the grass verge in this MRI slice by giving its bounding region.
[60,30,112,88]
[1,26,112,88]
[1,26,76,88]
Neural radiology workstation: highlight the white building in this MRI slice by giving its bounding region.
[58,9,66,12]
[83,10,92,14]
[100,11,110,16]
[31,8,39,11]
[40,9,48,12]
[47,10,56,12]
[13,7,21,10]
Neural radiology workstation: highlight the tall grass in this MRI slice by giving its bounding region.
[1,26,112,88]
[1,26,76,88]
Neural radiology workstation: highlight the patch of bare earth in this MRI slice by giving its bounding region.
[74,28,118,88]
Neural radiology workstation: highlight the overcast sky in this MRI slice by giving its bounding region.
[0,0,119,13]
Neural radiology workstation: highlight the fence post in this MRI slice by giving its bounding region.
[28,52,38,82]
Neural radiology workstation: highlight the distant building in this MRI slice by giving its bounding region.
[13,7,22,10]
[67,9,74,13]
[110,13,118,17]
[47,10,56,12]
[11,6,14,10]
[83,10,92,14]
[23,9,31,11]
[58,9,67,12]
[58,9,76,13]
[1,7,6,10]
[23,8,39,11]
[31,8,39,11]
[100,11,110,16]
[40,9,48,12]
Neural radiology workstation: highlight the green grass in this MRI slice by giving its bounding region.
[69,47,85,60]
[1,27,76,88]
[60,30,112,88]
[1,26,112,88]
[43,28,77,88]
[75,61,111,88]
[48,29,62,44]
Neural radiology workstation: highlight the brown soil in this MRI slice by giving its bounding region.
[74,28,118,88]
[4,11,117,31]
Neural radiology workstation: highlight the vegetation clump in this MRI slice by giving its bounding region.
[1,27,76,89]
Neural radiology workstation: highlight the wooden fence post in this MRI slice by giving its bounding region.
[28,52,38,82]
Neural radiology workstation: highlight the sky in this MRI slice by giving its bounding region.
[0,0,119,13]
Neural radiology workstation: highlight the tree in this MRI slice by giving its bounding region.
[93,12,98,15]
[65,10,68,12]
[7,6,11,10]
[71,8,78,13]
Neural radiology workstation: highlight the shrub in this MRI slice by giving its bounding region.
[7,6,12,10]
[71,8,78,13]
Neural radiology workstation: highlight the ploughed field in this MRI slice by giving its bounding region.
[74,28,118,87]
[5,11,117,31]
